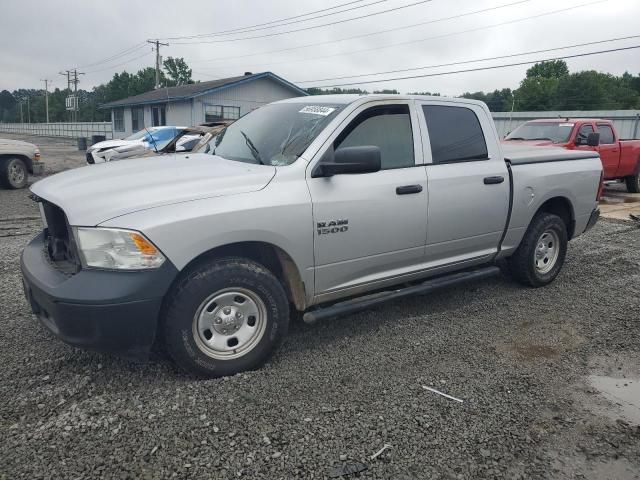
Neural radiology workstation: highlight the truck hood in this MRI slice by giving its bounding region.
[0,138,37,148]
[31,154,276,225]
[88,139,142,152]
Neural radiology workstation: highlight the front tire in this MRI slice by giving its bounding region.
[508,213,568,287]
[625,171,640,193]
[0,157,28,189]
[162,257,289,378]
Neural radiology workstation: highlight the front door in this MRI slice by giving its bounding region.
[417,101,510,266]
[307,102,428,298]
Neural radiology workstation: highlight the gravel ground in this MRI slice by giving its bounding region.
[1,138,639,479]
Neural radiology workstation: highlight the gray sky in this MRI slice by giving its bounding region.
[1,0,638,95]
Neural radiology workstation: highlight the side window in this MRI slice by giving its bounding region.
[335,105,414,170]
[576,124,594,143]
[422,105,488,163]
[597,124,615,144]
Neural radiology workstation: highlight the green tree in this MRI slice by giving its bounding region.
[0,90,17,122]
[515,76,559,111]
[372,89,399,94]
[526,60,569,79]
[555,71,639,110]
[163,57,193,86]
[306,87,369,95]
[461,89,513,111]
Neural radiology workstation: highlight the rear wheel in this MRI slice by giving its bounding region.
[508,213,568,287]
[625,171,640,193]
[162,257,289,378]
[0,157,28,189]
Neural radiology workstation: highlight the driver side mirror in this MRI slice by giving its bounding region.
[586,132,600,147]
[312,146,382,178]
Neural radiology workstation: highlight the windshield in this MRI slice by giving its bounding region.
[126,128,157,141]
[505,122,574,143]
[126,127,179,149]
[201,103,343,166]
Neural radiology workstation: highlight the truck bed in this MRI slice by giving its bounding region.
[502,144,599,165]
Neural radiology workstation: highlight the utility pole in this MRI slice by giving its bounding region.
[59,70,71,121]
[19,102,23,123]
[147,39,169,89]
[27,96,30,123]
[41,79,51,123]
[60,70,84,122]
[71,69,84,122]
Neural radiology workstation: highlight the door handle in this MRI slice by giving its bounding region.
[484,176,505,185]
[396,185,423,195]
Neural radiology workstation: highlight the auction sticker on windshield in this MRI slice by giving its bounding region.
[299,106,336,116]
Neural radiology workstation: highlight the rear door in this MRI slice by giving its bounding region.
[307,101,428,298]
[595,123,620,177]
[416,101,510,266]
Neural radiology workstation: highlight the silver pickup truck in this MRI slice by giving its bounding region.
[0,138,43,189]
[21,95,602,377]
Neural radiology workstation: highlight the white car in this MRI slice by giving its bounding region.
[86,126,192,164]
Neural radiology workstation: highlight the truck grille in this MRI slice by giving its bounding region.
[40,200,81,275]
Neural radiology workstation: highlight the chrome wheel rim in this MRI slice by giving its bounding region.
[534,230,560,274]
[9,162,25,185]
[193,287,267,360]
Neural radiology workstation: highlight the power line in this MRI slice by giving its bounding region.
[161,0,387,40]
[70,42,148,70]
[294,34,640,83]
[190,0,608,74]
[83,51,154,74]
[190,0,532,64]
[305,44,640,88]
[171,0,436,44]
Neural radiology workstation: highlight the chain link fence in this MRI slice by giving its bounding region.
[0,122,113,139]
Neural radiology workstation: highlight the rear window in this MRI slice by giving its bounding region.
[422,105,488,164]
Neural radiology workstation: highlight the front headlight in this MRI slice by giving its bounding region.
[74,227,165,270]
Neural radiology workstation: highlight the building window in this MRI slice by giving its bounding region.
[152,105,166,126]
[131,107,144,132]
[113,108,125,132]
[204,105,241,122]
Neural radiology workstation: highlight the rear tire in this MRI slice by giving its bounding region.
[162,257,289,378]
[625,171,640,193]
[508,213,568,287]
[0,157,28,189]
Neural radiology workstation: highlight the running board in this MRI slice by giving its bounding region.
[302,266,501,324]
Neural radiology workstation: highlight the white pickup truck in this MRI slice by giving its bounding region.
[21,95,602,377]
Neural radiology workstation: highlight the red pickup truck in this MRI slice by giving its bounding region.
[504,118,640,192]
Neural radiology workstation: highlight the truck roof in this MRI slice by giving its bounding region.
[526,118,612,124]
[275,94,488,108]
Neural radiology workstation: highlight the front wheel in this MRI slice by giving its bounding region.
[508,213,568,287]
[0,157,28,189]
[162,257,289,378]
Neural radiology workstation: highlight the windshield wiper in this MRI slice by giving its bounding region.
[505,137,525,141]
[530,137,554,141]
[240,130,264,165]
